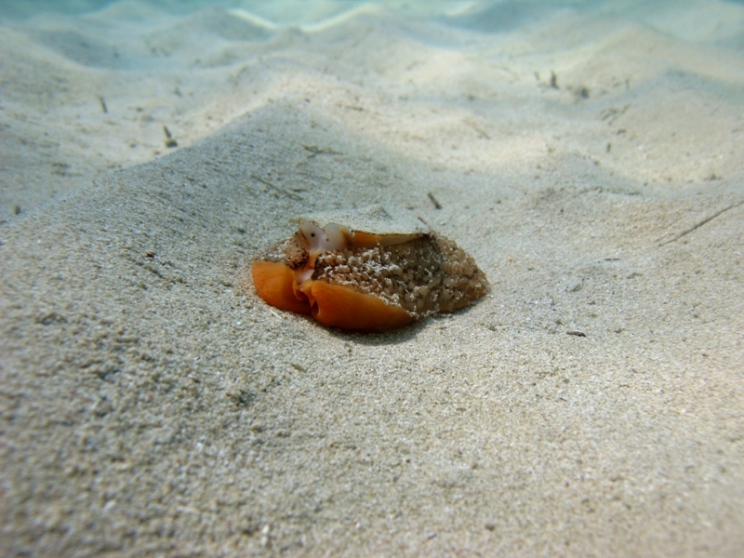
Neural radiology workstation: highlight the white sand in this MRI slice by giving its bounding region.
[1,0,743,556]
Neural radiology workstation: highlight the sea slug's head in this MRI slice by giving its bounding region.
[297,219,351,253]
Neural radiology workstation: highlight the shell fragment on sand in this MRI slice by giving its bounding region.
[249,206,488,331]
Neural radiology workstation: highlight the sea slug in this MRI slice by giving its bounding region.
[250,206,488,331]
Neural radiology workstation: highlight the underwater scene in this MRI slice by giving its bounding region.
[1,0,743,556]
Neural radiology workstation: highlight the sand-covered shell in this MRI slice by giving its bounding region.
[250,206,488,331]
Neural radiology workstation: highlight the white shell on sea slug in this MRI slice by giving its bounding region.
[292,205,430,250]
[295,205,429,236]
[250,205,488,331]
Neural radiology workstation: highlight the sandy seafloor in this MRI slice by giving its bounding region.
[1,0,743,555]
